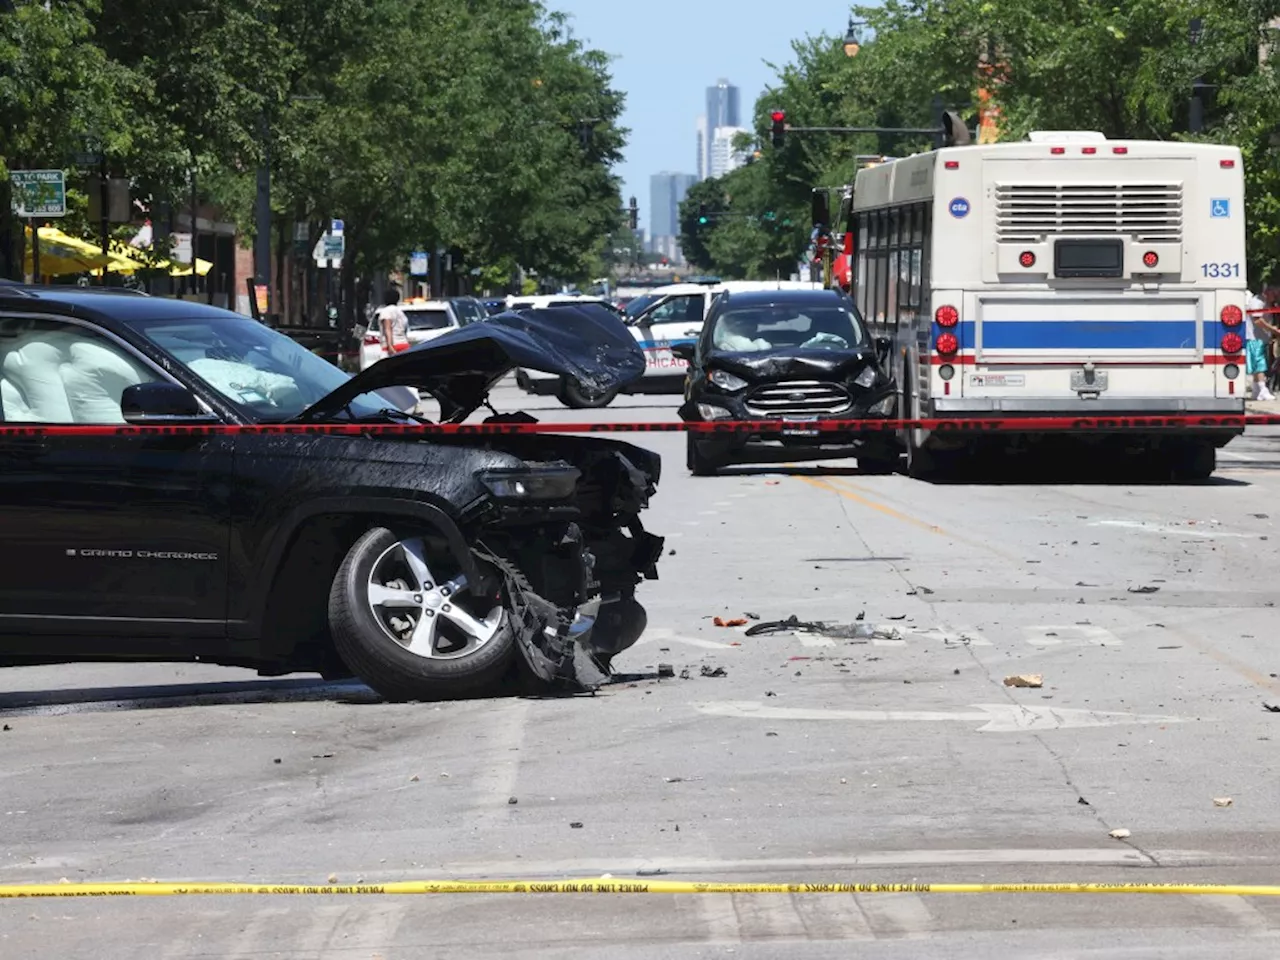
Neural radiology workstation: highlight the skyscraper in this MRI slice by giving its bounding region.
[650,172,698,240]
[699,79,740,181]
[709,127,750,179]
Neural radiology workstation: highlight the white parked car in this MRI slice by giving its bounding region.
[359,299,463,371]
[515,280,824,407]
[505,293,620,313]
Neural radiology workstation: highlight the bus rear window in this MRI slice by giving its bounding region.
[1054,239,1123,278]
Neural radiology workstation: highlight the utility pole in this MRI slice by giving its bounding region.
[255,114,272,314]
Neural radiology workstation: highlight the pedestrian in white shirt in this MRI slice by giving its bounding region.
[376,288,409,359]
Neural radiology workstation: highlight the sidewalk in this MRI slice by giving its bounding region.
[1246,399,1280,415]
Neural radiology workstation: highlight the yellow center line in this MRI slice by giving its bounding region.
[794,475,947,537]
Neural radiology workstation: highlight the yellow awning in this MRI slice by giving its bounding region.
[106,240,212,277]
[22,226,144,277]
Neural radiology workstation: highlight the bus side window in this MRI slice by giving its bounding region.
[919,204,933,318]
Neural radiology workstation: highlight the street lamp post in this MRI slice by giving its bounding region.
[844,16,866,57]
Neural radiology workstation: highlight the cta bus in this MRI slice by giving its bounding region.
[846,131,1247,478]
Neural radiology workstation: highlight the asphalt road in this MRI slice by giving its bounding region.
[3,382,1280,959]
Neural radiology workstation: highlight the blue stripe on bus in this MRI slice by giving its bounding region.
[943,320,1203,351]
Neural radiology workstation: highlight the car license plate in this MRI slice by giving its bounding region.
[1070,370,1109,391]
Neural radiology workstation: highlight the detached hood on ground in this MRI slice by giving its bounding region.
[301,304,646,422]
[706,347,877,382]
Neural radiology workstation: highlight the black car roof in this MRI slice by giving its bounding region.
[0,284,243,324]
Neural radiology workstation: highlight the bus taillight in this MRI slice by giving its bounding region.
[1220,305,1243,327]
[1142,251,1158,268]
[935,333,959,356]
[1221,333,1244,355]
[1019,251,1036,268]
[935,305,959,328]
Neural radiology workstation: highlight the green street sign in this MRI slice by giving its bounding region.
[10,169,67,218]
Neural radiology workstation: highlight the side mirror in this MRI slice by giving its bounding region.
[874,336,892,362]
[121,382,212,424]
[670,343,695,362]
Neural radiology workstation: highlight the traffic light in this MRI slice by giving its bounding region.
[770,110,786,148]
[697,203,709,226]
[627,196,638,231]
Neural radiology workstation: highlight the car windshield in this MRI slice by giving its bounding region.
[123,314,388,421]
[709,303,866,353]
[405,308,452,331]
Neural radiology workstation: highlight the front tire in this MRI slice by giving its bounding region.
[687,434,722,476]
[1170,441,1216,481]
[558,376,620,409]
[328,528,516,701]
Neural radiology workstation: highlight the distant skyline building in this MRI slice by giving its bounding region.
[649,171,697,242]
[698,78,740,180]
[709,126,750,179]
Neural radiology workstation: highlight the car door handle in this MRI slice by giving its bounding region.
[682,329,700,336]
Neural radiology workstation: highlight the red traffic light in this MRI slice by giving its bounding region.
[770,110,786,123]
[770,110,786,148]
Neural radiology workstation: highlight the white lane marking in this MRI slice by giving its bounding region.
[913,626,993,647]
[697,510,719,516]
[681,520,702,526]
[694,893,742,944]
[1092,519,1254,539]
[473,699,530,829]
[635,627,736,651]
[1220,450,1259,462]
[408,848,1155,879]
[1198,894,1274,933]
[858,893,934,939]
[791,893,876,940]
[1026,625,1121,648]
[713,501,733,507]
[697,701,1194,733]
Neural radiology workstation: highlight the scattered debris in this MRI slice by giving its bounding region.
[700,665,727,678]
[745,612,761,620]
[1,724,9,732]
[1003,674,1044,689]
[888,614,907,621]
[657,663,675,678]
[570,822,584,829]
[664,776,703,783]
[508,797,518,805]
[765,480,780,486]
[1213,797,1233,807]
[1127,585,1161,594]
[1077,796,1090,806]
[679,667,691,680]
[273,758,282,764]
[953,668,960,675]
[788,656,811,662]
[1108,828,1131,840]
[1264,702,1280,713]
[714,617,748,627]
[1252,513,1269,520]
[765,690,777,697]
[409,774,420,782]
[327,873,339,884]
[766,731,779,737]
[637,869,668,877]
[312,754,334,760]
[744,614,901,642]
[1157,645,1182,650]
[855,611,866,621]
[668,549,677,556]
[840,778,848,784]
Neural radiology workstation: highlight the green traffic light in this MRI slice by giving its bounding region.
[698,216,708,225]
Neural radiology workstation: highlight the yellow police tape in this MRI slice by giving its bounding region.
[3,879,1280,899]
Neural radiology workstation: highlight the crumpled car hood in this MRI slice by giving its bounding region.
[301,304,646,422]
[706,348,876,381]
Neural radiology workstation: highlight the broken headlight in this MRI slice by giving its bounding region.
[853,366,879,389]
[709,369,749,391]
[868,395,896,416]
[697,403,733,420]
[478,464,581,501]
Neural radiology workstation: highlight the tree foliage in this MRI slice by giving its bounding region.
[0,0,627,288]
[682,0,1280,285]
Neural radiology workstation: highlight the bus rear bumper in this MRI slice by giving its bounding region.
[932,398,1245,415]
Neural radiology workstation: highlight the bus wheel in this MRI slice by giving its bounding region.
[901,372,935,479]
[1171,441,1215,481]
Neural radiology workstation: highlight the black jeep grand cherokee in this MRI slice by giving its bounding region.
[0,286,662,700]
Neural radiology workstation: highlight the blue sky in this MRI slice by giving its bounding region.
[551,1,850,232]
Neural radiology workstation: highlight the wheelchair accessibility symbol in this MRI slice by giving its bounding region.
[1210,198,1230,218]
